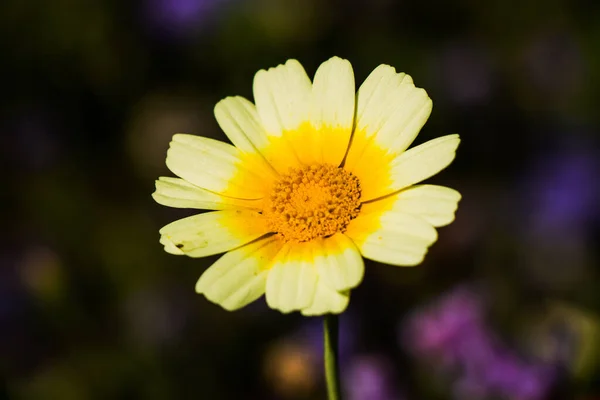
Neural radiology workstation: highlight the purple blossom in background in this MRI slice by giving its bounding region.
[404,286,484,368]
[453,321,496,368]
[402,286,559,400]
[482,355,555,400]
[142,0,227,39]
[519,142,600,290]
[344,355,402,400]
[525,146,599,233]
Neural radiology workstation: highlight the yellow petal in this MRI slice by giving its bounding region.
[346,210,438,266]
[152,177,262,210]
[265,237,358,315]
[165,134,269,199]
[159,210,268,258]
[344,65,432,200]
[301,282,349,316]
[251,57,356,168]
[347,134,460,201]
[195,236,283,311]
[313,233,364,292]
[353,65,432,157]
[265,242,318,313]
[309,56,355,165]
[342,129,395,202]
[360,184,461,227]
[252,59,311,171]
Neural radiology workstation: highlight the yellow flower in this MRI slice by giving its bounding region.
[153,57,461,315]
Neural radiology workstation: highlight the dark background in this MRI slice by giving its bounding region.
[1,0,600,399]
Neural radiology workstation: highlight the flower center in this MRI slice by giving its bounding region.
[263,164,362,243]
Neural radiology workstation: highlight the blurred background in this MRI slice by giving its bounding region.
[1,0,600,399]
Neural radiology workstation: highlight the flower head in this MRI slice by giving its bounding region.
[153,57,461,315]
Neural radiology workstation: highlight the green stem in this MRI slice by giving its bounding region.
[323,314,341,400]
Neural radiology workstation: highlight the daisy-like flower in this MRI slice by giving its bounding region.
[153,57,461,316]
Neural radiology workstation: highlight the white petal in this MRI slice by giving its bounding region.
[250,59,315,170]
[214,96,270,153]
[380,185,461,227]
[195,236,282,311]
[253,59,312,136]
[301,282,349,316]
[314,234,364,292]
[310,56,355,165]
[359,240,430,266]
[160,235,185,255]
[158,210,268,258]
[355,64,432,155]
[165,134,267,198]
[152,177,261,210]
[389,134,460,192]
[265,243,318,313]
[214,96,281,177]
[346,212,438,266]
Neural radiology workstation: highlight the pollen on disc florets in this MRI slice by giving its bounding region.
[263,164,362,243]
